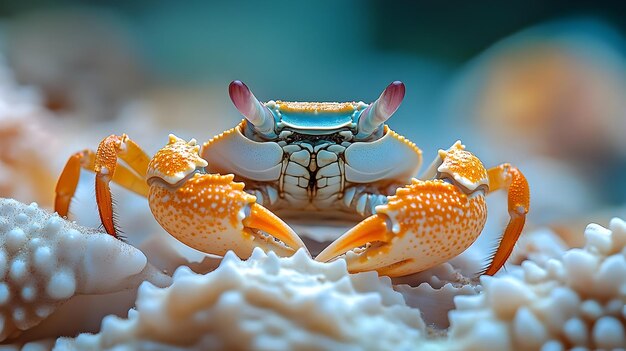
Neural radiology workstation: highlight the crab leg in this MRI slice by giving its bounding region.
[92,134,153,237]
[147,135,308,258]
[317,141,528,277]
[55,147,150,220]
[55,150,94,217]
[481,164,529,275]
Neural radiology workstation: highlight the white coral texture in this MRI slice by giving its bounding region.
[58,248,427,351]
[449,218,626,350]
[0,198,149,342]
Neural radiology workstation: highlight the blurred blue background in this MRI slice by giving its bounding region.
[1,0,626,237]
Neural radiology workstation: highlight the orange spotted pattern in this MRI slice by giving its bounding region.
[147,135,208,184]
[438,142,489,190]
[506,165,530,216]
[148,173,257,257]
[275,101,358,114]
[350,179,487,276]
[94,134,126,178]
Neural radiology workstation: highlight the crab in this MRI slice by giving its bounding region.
[54,81,529,277]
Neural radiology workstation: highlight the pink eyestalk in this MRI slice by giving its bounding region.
[356,81,405,139]
[229,80,276,136]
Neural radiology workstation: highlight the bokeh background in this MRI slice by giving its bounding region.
[1,0,626,245]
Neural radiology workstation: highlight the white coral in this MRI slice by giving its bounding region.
[0,198,167,342]
[449,218,626,350]
[57,248,427,351]
[5,194,626,350]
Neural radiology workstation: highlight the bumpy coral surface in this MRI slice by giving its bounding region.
[0,198,164,342]
[449,218,626,350]
[3,196,626,350]
[57,249,427,350]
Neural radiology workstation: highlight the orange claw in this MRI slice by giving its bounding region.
[317,142,528,278]
[317,178,488,277]
[316,215,390,264]
[482,164,530,275]
[147,135,308,259]
[148,173,308,259]
[243,203,308,254]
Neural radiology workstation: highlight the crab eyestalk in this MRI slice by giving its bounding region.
[146,134,308,258]
[356,81,405,140]
[229,80,276,137]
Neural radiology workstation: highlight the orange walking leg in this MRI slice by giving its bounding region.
[481,164,530,275]
[54,134,151,238]
[55,149,95,218]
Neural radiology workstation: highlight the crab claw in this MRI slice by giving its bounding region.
[149,173,308,258]
[316,214,391,264]
[242,202,309,256]
[315,213,403,275]
[147,135,308,259]
[316,178,488,277]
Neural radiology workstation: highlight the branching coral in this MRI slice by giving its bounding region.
[0,198,169,342]
[57,248,428,350]
[449,218,626,350]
